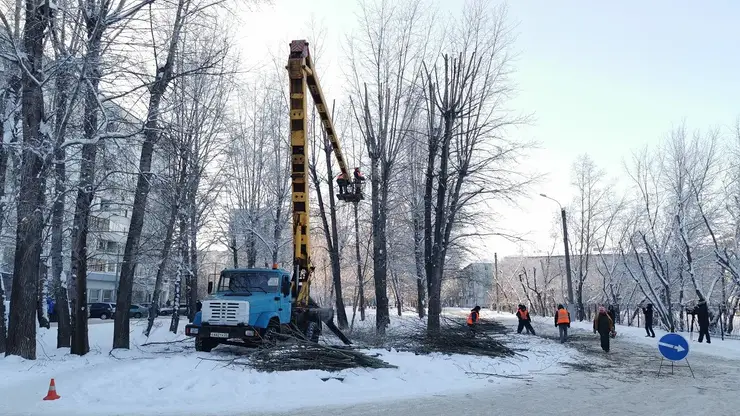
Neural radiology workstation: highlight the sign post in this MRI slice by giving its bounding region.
[657,333,694,378]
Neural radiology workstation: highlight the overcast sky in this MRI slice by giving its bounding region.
[232,0,740,261]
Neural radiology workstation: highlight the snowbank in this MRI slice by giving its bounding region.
[0,313,574,416]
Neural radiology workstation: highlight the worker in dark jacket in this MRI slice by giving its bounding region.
[353,167,366,182]
[642,303,655,338]
[467,306,481,332]
[516,304,536,335]
[693,298,711,344]
[554,304,571,343]
[593,306,614,352]
[336,173,349,195]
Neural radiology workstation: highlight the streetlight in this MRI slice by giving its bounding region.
[540,193,574,310]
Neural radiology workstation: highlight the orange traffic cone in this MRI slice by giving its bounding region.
[43,378,61,401]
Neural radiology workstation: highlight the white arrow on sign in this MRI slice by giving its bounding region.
[658,341,685,352]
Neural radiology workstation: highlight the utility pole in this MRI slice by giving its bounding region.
[494,252,499,313]
[540,194,575,312]
[560,207,575,307]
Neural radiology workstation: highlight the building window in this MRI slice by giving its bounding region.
[88,289,101,302]
[100,199,113,211]
[96,239,119,253]
[102,290,113,302]
[107,241,119,253]
[90,216,110,232]
[2,246,13,265]
[89,260,107,272]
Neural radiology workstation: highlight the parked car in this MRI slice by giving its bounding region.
[158,304,188,316]
[129,304,149,319]
[88,303,116,319]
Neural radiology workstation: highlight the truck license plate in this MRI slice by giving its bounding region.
[210,332,229,338]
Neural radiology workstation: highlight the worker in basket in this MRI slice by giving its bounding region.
[336,172,349,195]
[353,167,366,182]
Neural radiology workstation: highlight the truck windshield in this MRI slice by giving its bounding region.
[217,271,280,294]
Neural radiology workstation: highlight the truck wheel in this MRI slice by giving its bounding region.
[263,318,281,341]
[305,321,320,343]
[195,337,218,352]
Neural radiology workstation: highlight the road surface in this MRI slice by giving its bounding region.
[253,318,740,416]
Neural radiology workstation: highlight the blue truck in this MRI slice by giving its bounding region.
[185,267,346,352]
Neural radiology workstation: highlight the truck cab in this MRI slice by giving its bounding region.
[185,267,292,352]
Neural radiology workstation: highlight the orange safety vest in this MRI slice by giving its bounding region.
[556,308,570,324]
[519,309,529,320]
[467,311,478,325]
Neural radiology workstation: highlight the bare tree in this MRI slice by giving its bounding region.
[567,154,612,320]
[0,0,24,354]
[422,1,529,332]
[5,0,54,359]
[65,0,152,356]
[47,3,83,349]
[348,0,432,335]
[114,0,227,349]
[169,30,232,331]
[145,130,189,336]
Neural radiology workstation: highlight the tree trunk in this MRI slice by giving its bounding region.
[0,76,20,354]
[7,1,51,359]
[114,0,186,349]
[246,228,256,268]
[188,192,198,322]
[0,275,5,354]
[577,281,585,321]
[321,135,347,328]
[69,16,107,355]
[115,93,161,348]
[50,68,71,347]
[353,202,365,321]
[69,129,99,357]
[170,215,187,333]
[145,153,187,336]
[145,205,177,336]
[230,234,238,268]
[272,203,282,265]
[370,154,389,334]
[391,271,402,316]
[36,261,49,328]
[427,113,454,333]
[413,212,425,318]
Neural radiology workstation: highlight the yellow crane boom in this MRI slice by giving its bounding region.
[286,39,363,307]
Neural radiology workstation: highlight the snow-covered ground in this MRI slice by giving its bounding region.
[259,313,740,416]
[2,309,740,415]
[0,309,578,416]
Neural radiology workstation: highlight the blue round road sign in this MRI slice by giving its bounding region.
[658,333,689,361]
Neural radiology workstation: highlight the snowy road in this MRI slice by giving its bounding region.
[255,318,740,416]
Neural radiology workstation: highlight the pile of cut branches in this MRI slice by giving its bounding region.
[248,341,396,372]
[376,315,516,358]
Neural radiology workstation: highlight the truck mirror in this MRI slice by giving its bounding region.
[207,281,214,294]
[281,279,290,297]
